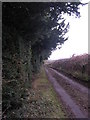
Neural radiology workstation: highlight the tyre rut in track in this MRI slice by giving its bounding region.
[45,67,88,118]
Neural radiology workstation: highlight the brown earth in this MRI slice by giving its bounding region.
[45,66,89,118]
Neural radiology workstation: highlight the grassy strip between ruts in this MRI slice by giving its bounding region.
[9,66,67,118]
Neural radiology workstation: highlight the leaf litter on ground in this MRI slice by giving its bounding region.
[11,67,67,118]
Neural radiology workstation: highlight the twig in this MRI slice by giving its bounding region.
[3,79,17,84]
[2,105,11,116]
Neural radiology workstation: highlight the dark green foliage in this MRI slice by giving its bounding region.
[2,2,82,118]
[2,25,29,118]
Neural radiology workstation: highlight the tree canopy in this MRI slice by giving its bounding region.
[2,2,84,118]
[3,2,82,59]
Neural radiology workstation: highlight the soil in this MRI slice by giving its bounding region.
[45,66,89,118]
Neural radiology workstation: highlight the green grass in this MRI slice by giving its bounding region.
[59,67,89,82]
[9,67,67,118]
[34,67,67,118]
[42,87,66,118]
[72,71,88,81]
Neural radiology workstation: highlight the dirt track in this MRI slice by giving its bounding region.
[45,66,88,118]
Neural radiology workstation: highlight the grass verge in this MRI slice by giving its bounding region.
[32,67,67,118]
[11,66,67,118]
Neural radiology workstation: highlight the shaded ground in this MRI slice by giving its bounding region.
[45,66,88,118]
[4,66,88,119]
[8,67,67,118]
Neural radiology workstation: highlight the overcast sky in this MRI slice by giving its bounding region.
[48,3,88,60]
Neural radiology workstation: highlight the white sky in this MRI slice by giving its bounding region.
[48,3,88,60]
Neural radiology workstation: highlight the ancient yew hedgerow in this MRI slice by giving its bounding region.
[2,2,83,118]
